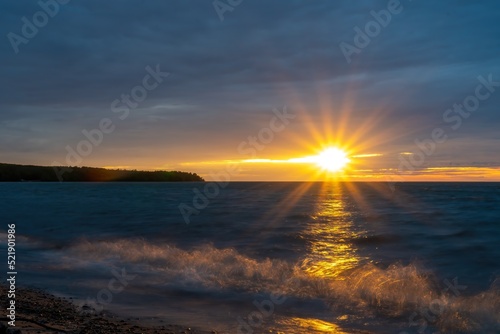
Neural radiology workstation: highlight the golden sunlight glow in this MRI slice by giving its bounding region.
[218,146,352,174]
[277,317,348,333]
[311,148,350,172]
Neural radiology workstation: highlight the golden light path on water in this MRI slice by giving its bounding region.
[277,317,350,333]
[272,183,367,333]
[300,183,364,279]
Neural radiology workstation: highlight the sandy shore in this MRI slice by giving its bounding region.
[0,285,217,334]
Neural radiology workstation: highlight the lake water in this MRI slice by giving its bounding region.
[1,182,499,333]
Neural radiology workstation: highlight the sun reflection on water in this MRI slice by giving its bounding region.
[300,183,365,279]
[276,317,350,333]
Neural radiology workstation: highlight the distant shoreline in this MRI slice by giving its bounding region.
[0,163,204,182]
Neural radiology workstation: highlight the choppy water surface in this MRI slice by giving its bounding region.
[1,182,499,333]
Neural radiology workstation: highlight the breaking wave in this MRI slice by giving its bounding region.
[56,238,500,333]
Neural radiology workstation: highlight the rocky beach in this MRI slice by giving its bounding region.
[0,285,216,334]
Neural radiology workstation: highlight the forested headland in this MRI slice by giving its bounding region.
[0,163,204,182]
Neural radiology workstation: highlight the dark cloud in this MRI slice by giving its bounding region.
[0,0,499,172]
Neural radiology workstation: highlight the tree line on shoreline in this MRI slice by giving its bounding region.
[0,163,204,182]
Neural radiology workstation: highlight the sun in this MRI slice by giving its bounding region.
[313,147,350,172]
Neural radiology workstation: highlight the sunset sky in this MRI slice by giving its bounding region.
[1,1,500,181]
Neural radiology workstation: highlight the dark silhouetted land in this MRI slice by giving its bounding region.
[0,163,204,182]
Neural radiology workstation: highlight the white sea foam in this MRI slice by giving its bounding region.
[56,238,500,333]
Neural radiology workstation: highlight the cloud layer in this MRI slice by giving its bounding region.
[1,0,499,178]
